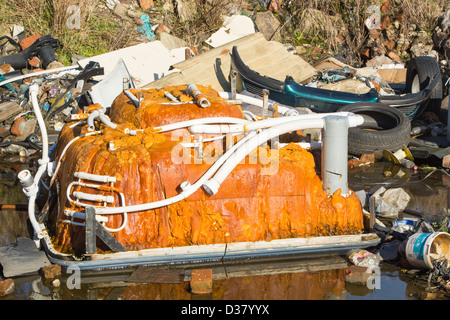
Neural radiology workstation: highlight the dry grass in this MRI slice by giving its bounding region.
[165,0,244,46]
[279,0,447,64]
[1,0,139,64]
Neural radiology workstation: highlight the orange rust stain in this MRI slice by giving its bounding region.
[48,85,363,255]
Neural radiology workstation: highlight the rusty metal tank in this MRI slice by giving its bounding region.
[48,84,364,256]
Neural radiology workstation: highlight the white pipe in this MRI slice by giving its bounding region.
[218,92,299,116]
[72,191,115,203]
[94,130,258,215]
[20,84,51,240]
[74,172,116,183]
[124,89,140,108]
[98,111,117,130]
[187,83,210,108]
[202,118,326,195]
[189,112,355,134]
[30,84,49,164]
[87,110,100,132]
[0,65,79,88]
[154,117,248,133]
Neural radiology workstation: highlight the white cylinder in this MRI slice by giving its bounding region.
[322,115,349,195]
[74,172,117,183]
[18,170,34,188]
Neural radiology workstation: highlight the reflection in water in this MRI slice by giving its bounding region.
[0,160,449,300]
[0,158,34,246]
[349,162,449,220]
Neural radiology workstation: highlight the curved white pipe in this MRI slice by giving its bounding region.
[20,84,51,239]
[98,111,117,130]
[202,118,325,195]
[87,110,100,131]
[202,114,363,195]
[154,117,248,133]
[189,112,355,134]
[30,85,49,163]
[0,65,79,88]
[94,130,258,215]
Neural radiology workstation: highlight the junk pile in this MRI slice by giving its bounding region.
[344,183,450,298]
[0,29,101,163]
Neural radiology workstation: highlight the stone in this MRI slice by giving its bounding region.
[158,32,187,50]
[174,0,196,22]
[41,264,62,279]
[410,43,439,60]
[9,119,37,142]
[441,9,450,31]
[0,238,51,277]
[190,269,213,294]
[0,279,14,296]
[366,55,394,68]
[348,158,362,168]
[113,3,128,17]
[443,154,450,169]
[28,56,41,68]
[46,60,65,70]
[295,45,308,55]
[254,10,281,41]
[10,117,26,136]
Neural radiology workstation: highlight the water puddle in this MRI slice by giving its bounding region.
[0,158,449,300]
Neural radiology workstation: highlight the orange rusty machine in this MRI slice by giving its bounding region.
[19,82,379,270]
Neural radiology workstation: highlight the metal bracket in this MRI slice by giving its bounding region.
[85,206,127,254]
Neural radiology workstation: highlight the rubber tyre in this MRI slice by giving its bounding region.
[405,56,443,116]
[338,102,411,156]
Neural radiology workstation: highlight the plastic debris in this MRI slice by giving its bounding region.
[347,249,381,267]
[371,187,411,219]
[137,14,155,40]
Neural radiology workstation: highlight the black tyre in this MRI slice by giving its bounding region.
[405,56,443,116]
[338,102,411,156]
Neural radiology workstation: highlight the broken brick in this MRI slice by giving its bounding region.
[10,117,26,136]
[0,279,14,296]
[41,264,61,279]
[387,51,402,62]
[190,269,213,294]
[380,16,391,30]
[360,153,375,164]
[19,34,41,50]
[28,56,41,68]
[348,159,362,169]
